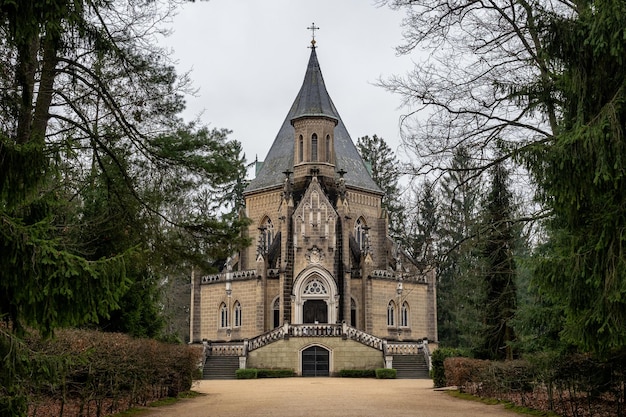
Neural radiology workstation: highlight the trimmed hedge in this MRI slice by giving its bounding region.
[257,369,295,378]
[375,368,397,379]
[235,369,258,379]
[431,347,466,388]
[339,369,376,378]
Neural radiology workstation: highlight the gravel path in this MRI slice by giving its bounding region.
[139,378,520,417]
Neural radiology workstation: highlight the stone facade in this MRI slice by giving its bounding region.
[189,43,437,375]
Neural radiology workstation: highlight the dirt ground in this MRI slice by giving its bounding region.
[139,378,520,417]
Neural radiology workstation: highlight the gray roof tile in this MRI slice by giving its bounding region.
[244,47,382,195]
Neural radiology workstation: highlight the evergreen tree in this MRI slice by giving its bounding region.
[356,135,404,238]
[477,162,517,360]
[529,0,626,355]
[437,146,484,348]
[401,180,439,263]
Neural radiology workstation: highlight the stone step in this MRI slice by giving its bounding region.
[393,355,430,379]
[203,356,239,380]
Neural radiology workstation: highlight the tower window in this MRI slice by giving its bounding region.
[326,135,330,162]
[311,133,318,161]
[299,135,303,162]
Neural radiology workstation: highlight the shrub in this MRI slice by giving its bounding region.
[339,369,376,378]
[375,368,397,379]
[444,357,489,390]
[235,368,258,379]
[431,347,466,388]
[256,369,295,378]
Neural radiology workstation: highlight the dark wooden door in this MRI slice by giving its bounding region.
[302,346,329,376]
[303,299,328,323]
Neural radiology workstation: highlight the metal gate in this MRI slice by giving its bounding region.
[301,346,329,376]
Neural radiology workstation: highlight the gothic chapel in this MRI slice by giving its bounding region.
[191,35,438,378]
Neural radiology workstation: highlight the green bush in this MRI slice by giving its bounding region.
[339,369,376,378]
[375,368,397,379]
[431,347,466,388]
[256,369,295,378]
[235,368,258,379]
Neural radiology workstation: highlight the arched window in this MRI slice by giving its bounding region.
[355,217,367,250]
[234,301,242,327]
[303,276,328,295]
[273,297,280,328]
[311,133,318,161]
[401,302,409,327]
[325,135,331,162]
[259,217,273,252]
[299,135,303,162]
[351,298,357,327]
[387,301,396,327]
[219,303,228,328]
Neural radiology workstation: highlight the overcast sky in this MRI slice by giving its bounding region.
[164,0,418,166]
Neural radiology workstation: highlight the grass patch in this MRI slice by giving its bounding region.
[445,391,561,416]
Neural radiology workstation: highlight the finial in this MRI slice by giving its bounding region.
[307,22,319,48]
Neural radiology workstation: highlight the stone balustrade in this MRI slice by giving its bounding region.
[343,325,385,351]
[208,342,245,356]
[201,269,257,284]
[247,326,286,352]
[289,324,342,337]
[370,270,427,284]
[386,341,423,355]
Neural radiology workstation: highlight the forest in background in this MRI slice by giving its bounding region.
[1,0,626,416]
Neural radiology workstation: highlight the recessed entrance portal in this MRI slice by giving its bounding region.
[302,346,330,376]
[303,299,328,323]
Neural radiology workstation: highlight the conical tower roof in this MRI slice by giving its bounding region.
[244,46,382,196]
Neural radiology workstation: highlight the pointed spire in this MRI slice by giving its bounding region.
[290,28,339,123]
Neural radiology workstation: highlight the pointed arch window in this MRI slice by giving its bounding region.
[311,133,318,161]
[387,301,396,327]
[259,217,274,253]
[273,297,280,328]
[326,135,331,162]
[351,298,357,327]
[400,302,409,327]
[219,303,229,328]
[234,301,242,327]
[299,135,304,162]
[355,217,368,251]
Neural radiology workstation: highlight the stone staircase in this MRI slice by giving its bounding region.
[203,356,239,380]
[393,354,430,379]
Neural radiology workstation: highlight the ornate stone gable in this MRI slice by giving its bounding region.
[292,177,338,273]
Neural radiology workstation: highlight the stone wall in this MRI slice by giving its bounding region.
[247,337,384,375]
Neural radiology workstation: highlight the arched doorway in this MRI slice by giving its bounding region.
[301,345,330,376]
[292,268,339,324]
[303,299,327,323]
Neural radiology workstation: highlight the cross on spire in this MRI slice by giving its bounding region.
[307,22,319,47]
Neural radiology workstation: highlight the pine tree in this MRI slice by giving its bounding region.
[356,135,404,238]
[437,146,484,348]
[477,162,517,360]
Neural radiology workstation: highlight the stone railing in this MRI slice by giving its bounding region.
[289,324,343,337]
[370,270,427,284]
[208,341,245,356]
[386,340,423,355]
[343,324,385,351]
[247,325,287,352]
[201,269,257,284]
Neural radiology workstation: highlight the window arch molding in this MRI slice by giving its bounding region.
[400,301,409,327]
[292,266,339,324]
[354,216,368,251]
[387,300,396,327]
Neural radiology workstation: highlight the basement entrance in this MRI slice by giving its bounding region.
[302,346,329,377]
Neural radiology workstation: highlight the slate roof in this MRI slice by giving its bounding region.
[244,47,383,196]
